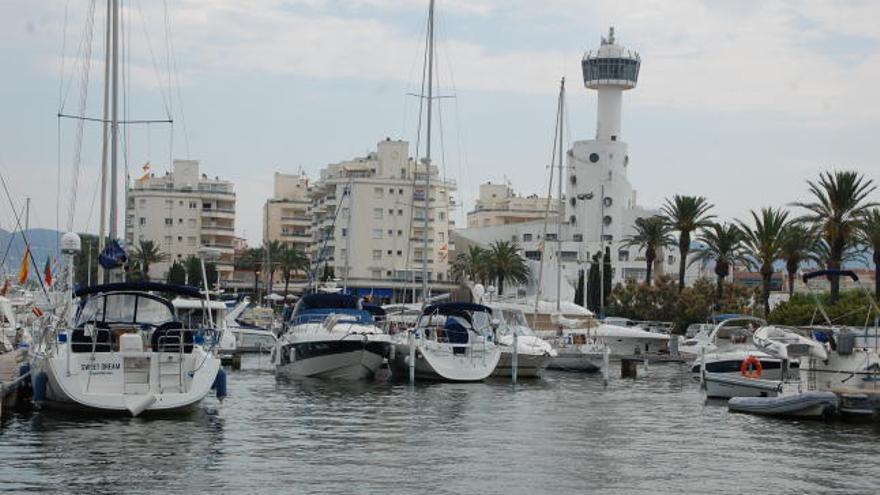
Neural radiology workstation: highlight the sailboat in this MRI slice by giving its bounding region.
[30,0,224,416]
[390,0,500,382]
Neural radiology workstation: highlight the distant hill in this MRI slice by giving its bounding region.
[0,228,64,276]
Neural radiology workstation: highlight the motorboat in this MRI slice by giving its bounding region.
[30,282,225,416]
[690,316,798,398]
[728,390,838,418]
[753,325,828,361]
[173,297,239,368]
[391,302,501,382]
[224,298,277,353]
[273,293,393,380]
[486,305,556,378]
[592,323,670,357]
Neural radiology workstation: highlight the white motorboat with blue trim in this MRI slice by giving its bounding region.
[273,293,393,380]
[30,282,225,416]
[392,302,501,382]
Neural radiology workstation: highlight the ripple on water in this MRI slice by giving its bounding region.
[2,358,880,494]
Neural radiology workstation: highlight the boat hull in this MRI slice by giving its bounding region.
[729,391,838,418]
[276,340,391,380]
[547,347,601,372]
[234,327,277,353]
[392,341,501,382]
[492,351,551,378]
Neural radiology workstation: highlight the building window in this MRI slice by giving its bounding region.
[387,250,392,255]
[140,217,147,226]
[439,212,445,220]
[373,208,383,219]
[179,201,184,206]
[387,229,393,236]
[399,189,404,195]
[341,228,348,237]
[525,251,542,261]
[177,236,183,242]
[545,233,557,241]
[398,209,403,215]
[523,233,533,242]
[374,187,384,198]
[573,234,583,242]
[389,188,395,194]
[372,250,382,260]
[668,255,675,265]
[570,175,577,185]
[438,232,445,242]
[178,218,183,224]
[397,250,402,256]
[397,230,403,236]
[619,250,630,262]
[388,209,394,215]
[189,201,198,209]
[372,229,383,239]
[164,218,173,226]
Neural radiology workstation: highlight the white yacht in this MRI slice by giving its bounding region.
[392,302,501,382]
[689,316,797,398]
[31,282,225,416]
[274,293,393,380]
[487,305,556,378]
[172,297,238,367]
[224,298,277,352]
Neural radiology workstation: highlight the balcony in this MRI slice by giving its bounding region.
[281,215,311,223]
[201,208,235,219]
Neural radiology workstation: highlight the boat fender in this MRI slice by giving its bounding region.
[213,368,228,401]
[126,395,157,417]
[740,355,763,379]
[18,363,31,393]
[32,371,48,403]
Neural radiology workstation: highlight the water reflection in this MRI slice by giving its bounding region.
[2,356,879,494]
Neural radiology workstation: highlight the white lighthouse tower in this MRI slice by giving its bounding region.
[567,27,646,250]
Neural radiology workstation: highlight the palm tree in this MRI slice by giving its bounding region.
[264,240,284,293]
[858,208,880,298]
[450,245,490,285]
[662,195,715,291]
[738,207,789,316]
[690,222,748,302]
[130,240,169,280]
[486,241,529,296]
[779,223,819,297]
[235,247,264,296]
[793,170,877,303]
[278,246,309,295]
[621,215,674,286]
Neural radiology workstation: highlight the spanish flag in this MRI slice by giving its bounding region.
[17,247,30,285]
[44,256,53,287]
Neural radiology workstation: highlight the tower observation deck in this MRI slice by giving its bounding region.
[581,27,640,141]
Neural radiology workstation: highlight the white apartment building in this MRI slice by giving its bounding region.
[125,159,236,281]
[263,172,312,254]
[307,138,458,302]
[467,181,559,228]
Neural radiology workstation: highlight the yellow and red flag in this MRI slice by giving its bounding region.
[17,247,30,285]
[44,256,53,287]
[138,161,151,181]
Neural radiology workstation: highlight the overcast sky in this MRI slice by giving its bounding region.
[1,0,879,245]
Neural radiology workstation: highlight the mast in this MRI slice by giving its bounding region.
[108,0,119,241]
[421,0,435,302]
[555,78,565,312]
[98,0,111,282]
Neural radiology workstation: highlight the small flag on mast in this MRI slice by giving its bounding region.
[17,247,30,285]
[44,256,53,287]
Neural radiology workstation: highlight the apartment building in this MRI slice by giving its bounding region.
[307,138,458,302]
[263,172,312,253]
[125,159,236,281]
[466,181,559,228]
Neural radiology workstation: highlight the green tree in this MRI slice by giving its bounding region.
[486,240,529,296]
[129,240,169,280]
[278,245,309,294]
[690,222,748,303]
[264,240,284,293]
[662,195,715,291]
[622,215,674,286]
[779,223,820,297]
[738,207,789,317]
[450,245,490,285]
[793,170,877,303]
[166,260,186,285]
[235,247,264,296]
[858,208,880,298]
[184,255,203,288]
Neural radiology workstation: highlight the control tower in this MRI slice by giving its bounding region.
[581,27,640,141]
[567,27,648,249]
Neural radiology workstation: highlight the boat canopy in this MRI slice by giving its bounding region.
[74,282,203,299]
[298,293,361,311]
[422,302,492,316]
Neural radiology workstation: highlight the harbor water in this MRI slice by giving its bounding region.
[2,356,879,494]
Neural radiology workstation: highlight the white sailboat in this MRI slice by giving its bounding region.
[30,0,224,416]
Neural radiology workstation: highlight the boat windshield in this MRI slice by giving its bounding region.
[77,292,175,328]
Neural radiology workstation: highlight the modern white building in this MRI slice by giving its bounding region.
[263,172,312,254]
[466,182,559,228]
[306,138,458,302]
[125,159,236,281]
[456,28,696,302]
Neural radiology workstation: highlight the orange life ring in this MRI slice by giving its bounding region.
[740,355,763,379]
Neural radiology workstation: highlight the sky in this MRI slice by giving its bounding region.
[1,0,879,246]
